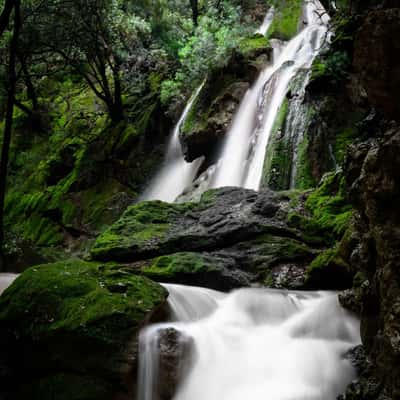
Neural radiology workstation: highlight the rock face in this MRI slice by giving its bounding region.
[354,9,400,121]
[0,260,168,400]
[342,128,400,399]
[91,185,353,291]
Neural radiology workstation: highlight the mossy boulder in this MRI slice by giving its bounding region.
[91,188,301,263]
[142,252,250,291]
[0,259,167,400]
[91,200,194,261]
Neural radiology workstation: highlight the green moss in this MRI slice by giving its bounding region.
[238,34,269,55]
[335,127,358,163]
[262,99,291,189]
[244,233,314,271]
[305,172,353,237]
[91,200,193,261]
[305,245,350,286]
[0,259,166,400]
[0,259,166,343]
[294,133,316,190]
[268,0,302,40]
[142,252,217,280]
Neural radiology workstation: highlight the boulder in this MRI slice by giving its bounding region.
[156,327,194,400]
[91,187,347,291]
[0,259,167,400]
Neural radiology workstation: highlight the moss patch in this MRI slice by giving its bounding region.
[305,171,353,237]
[91,200,193,261]
[262,99,292,189]
[238,34,270,56]
[268,0,302,40]
[142,252,217,281]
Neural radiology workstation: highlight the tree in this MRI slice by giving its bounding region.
[0,0,20,271]
[28,0,150,123]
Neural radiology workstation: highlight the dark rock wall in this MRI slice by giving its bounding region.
[337,2,400,398]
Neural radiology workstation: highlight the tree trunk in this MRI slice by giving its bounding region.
[0,0,14,37]
[0,0,20,272]
[190,0,198,26]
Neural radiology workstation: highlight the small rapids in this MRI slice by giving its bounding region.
[138,284,361,400]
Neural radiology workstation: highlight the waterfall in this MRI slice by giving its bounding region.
[213,0,329,191]
[140,83,205,203]
[138,284,361,400]
[256,6,275,36]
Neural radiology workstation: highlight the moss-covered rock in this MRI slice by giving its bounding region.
[142,252,216,280]
[0,259,167,400]
[91,200,194,261]
[305,246,352,289]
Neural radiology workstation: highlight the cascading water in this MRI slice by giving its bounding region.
[138,284,360,400]
[256,6,275,36]
[140,84,205,203]
[211,0,329,191]
[0,273,17,295]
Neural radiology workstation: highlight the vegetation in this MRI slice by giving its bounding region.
[0,0,265,266]
[268,0,302,40]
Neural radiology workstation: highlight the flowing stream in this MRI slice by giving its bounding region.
[138,284,360,400]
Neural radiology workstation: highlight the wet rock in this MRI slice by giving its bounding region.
[179,44,271,163]
[91,187,330,291]
[157,327,194,400]
[339,288,362,315]
[354,9,400,121]
[343,127,400,398]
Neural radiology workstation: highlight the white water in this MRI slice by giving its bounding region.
[138,284,360,400]
[140,83,205,203]
[0,273,18,295]
[211,0,329,191]
[256,6,275,36]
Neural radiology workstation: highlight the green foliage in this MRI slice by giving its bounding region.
[160,1,256,107]
[268,0,302,40]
